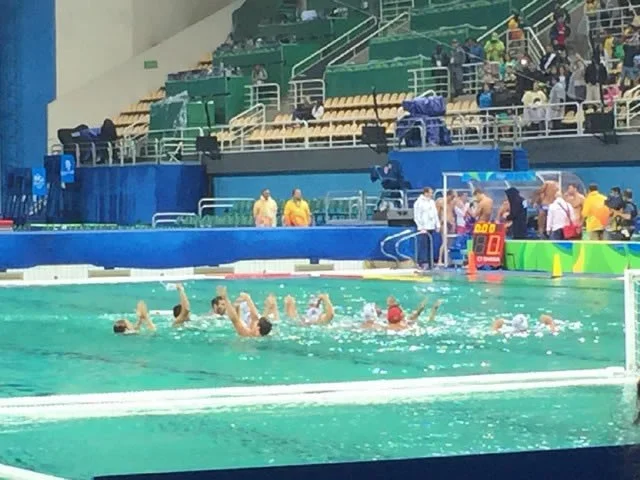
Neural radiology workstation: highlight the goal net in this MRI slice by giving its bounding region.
[625,269,640,373]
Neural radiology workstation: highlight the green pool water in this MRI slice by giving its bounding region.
[0,275,630,479]
[0,275,624,397]
[1,385,639,479]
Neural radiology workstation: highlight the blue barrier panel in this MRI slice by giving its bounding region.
[0,227,413,269]
[95,444,638,480]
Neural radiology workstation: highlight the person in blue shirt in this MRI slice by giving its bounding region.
[466,38,485,63]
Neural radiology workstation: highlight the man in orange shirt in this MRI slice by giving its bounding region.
[253,188,278,227]
[283,188,312,226]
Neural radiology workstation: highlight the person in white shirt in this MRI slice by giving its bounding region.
[413,187,440,269]
[546,191,576,240]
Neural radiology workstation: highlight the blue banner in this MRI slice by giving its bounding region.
[60,154,75,183]
[32,168,47,196]
[461,171,538,183]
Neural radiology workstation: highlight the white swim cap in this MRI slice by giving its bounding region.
[512,314,529,332]
[305,307,321,322]
[363,303,378,320]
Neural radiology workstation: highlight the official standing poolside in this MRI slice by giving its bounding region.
[283,188,312,226]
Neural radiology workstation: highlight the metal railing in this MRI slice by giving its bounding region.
[245,83,281,111]
[409,62,487,98]
[323,190,368,224]
[532,0,584,33]
[197,197,253,217]
[380,0,414,23]
[326,12,411,70]
[152,212,197,228]
[584,4,639,41]
[292,16,378,78]
[63,95,640,163]
[396,230,434,268]
[289,79,326,108]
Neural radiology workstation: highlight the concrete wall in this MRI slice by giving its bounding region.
[55,0,239,97]
[48,0,244,141]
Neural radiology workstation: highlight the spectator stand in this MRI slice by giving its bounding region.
[585,2,639,44]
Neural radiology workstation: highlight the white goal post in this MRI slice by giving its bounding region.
[625,269,639,374]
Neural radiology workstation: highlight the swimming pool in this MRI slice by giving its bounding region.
[0,275,624,398]
[1,384,638,479]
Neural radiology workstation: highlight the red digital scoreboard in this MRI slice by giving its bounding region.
[472,222,506,268]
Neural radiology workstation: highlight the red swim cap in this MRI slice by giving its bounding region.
[387,305,404,324]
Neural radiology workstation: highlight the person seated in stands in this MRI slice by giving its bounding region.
[472,188,494,222]
[113,301,156,335]
[284,294,334,326]
[477,83,493,110]
[253,188,278,227]
[311,100,324,120]
[252,64,268,85]
[292,97,314,121]
[283,188,312,226]
[172,283,191,328]
[217,287,273,337]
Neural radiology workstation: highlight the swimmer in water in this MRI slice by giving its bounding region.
[217,286,273,337]
[492,313,557,334]
[284,293,334,325]
[363,297,442,331]
[171,283,191,328]
[234,293,280,327]
[113,301,156,334]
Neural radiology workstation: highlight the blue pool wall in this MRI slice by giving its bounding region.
[95,444,639,480]
[0,227,413,270]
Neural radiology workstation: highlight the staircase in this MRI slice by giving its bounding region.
[380,0,414,23]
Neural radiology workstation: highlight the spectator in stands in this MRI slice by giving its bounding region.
[450,39,466,97]
[499,53,516,80]
[548,76,566,130]
[550,17,570,51]
[603,30,615,64]
[567,54,587,103]
[522,82,548,130]
[585,56,608,103]
[485,33,506,62]
[540,44,558,73]
[620,36,640,88]
[431,44,450,68]
[466,38,484,62]
[311,100,324,120]
[483,60,498,87]
[413,187,440,269]
[585,0,599,32]
[293,97,314,121]
[582,183,609,240]
[507,11,524,46]
[253,188,278,227]
[552,1,570,25]
[284,188,312,227]
[477,83,493,109]
[252,64,268,85]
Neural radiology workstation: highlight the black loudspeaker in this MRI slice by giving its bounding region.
[387,209,415,227]
[585,112,614,134]
[362,125,388,154]
[499,150,514,171]
[196,136,221,159]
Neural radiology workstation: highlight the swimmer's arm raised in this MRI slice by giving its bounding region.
[239,292,260,331]
[407,299,428,322]
[317,294,334,325]
[219,286,251,336]
[173,284,190,327]
[427,299,442,322]
[136,301,156,332]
